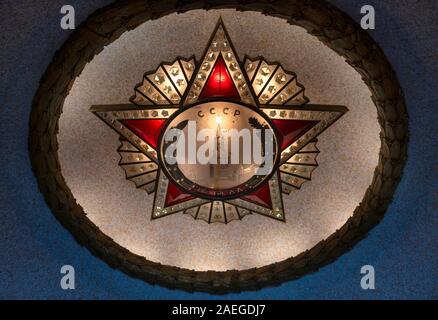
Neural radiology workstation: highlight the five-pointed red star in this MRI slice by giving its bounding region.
[90,19,347,223]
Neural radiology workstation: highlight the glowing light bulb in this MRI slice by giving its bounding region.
[215,116,222,124]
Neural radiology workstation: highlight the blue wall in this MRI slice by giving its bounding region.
[0,0,436,299]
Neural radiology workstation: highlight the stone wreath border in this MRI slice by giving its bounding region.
[29,0,408,293]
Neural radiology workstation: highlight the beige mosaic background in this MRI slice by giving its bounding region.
[58,9,380,271]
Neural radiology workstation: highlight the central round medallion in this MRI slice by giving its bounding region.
[159,101,279,200]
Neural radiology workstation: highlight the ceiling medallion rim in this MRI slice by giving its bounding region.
[29,0,409,293]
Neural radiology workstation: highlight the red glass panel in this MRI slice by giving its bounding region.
[199,55,240,100]
[165,181,195,207]
[242,183,272,209]
[121,119,166,150]
[272,119,319,151]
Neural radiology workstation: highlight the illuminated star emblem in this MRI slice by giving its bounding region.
[90,19,348,223]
